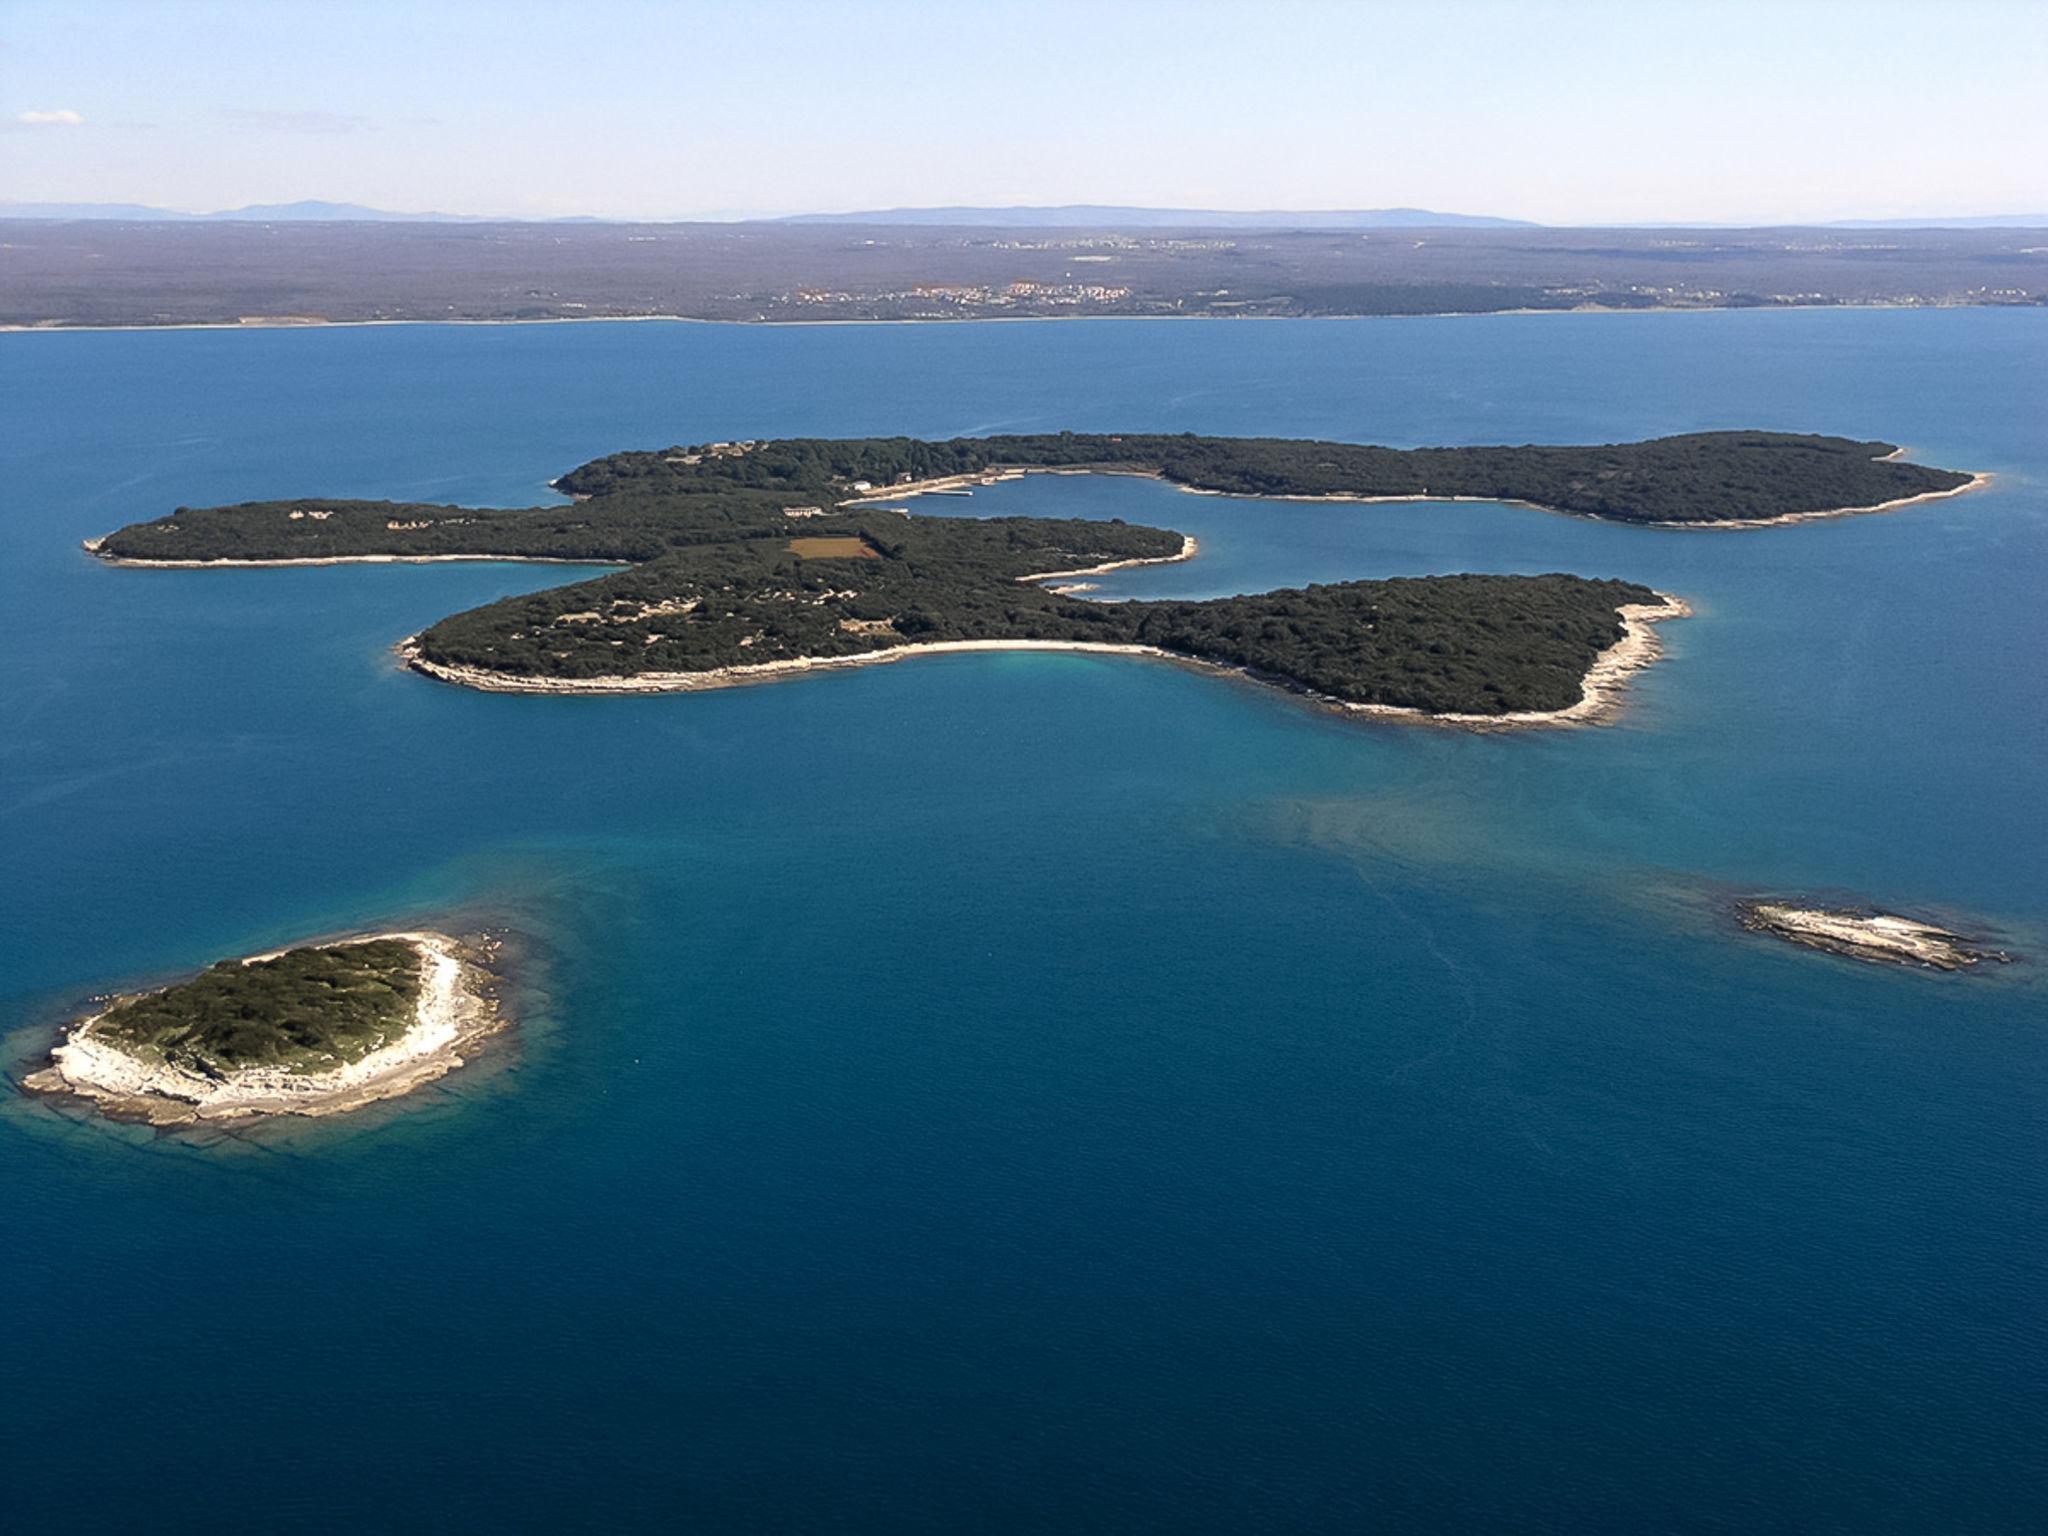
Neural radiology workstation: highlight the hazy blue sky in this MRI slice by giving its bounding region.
[5,0,2043,222]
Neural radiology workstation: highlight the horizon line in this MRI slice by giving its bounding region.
[5,198,2048,230]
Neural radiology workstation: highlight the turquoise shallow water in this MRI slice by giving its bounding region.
[2,312,2043,1532]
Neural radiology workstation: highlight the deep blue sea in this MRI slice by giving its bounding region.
[2,312,2043,1533]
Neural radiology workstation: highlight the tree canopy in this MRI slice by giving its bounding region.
[93,428,1965,714]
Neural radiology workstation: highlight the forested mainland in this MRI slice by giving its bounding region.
[92,431,1971,716]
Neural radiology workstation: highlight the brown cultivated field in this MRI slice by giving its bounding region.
[787,536,881,559]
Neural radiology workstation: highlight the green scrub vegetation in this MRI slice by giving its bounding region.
[89,939,425,1075]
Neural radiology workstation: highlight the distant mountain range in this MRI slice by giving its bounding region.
[777,205,1535,229]
[0,200,492,223]
[3,200,1527,227]
[3,201,2043,230]
[1812,215,2048,229]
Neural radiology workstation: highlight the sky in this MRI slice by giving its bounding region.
[4,0,2044,223]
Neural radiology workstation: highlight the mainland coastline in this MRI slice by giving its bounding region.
[6,295,2038,338]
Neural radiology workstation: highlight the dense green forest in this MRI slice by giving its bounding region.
[412,553,1654,715]
[551,431,1968,525]
[93,492,1183,568]
[97,433,1970,567]
[97,427,1964,714]
[91,940,423,1074]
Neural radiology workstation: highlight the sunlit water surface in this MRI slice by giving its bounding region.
[2,312,2043,1532]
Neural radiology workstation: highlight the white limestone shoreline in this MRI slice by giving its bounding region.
[1737,903,2013,970]
[399,590,1689,731]
[1172,471,1991,528]
[24,932,504,1125]
[1671,471,1993,529]
[845,459,1988,531]
[79,535,623,571]
[1338,593,1691,728]
[1016,533,1199,582]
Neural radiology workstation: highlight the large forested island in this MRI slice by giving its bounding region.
[88,431,1974,719]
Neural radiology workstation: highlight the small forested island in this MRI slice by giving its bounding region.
[88,431,1975,720]
[1738,903,2013,972]
[25,933,503,1124]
